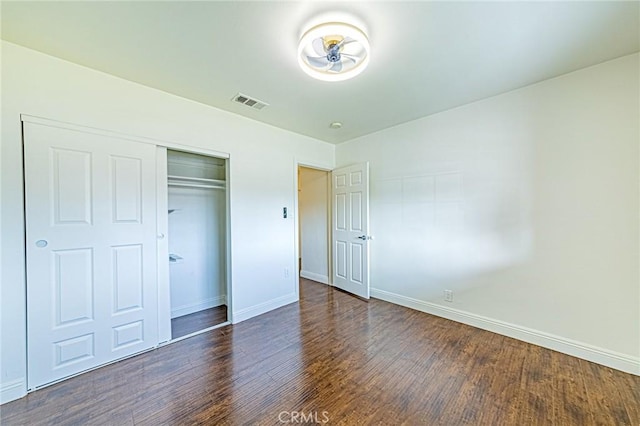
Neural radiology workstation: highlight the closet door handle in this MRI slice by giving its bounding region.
[157,233,165,239]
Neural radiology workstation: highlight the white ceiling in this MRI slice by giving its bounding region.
[2,1,639,144]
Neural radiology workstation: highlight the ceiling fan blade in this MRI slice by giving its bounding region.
[312,38,326,56]
[342,45,361,57]
[337,37,357,48]
[307,55,329,68]
[329,61,343,73]
[341,54,358,64]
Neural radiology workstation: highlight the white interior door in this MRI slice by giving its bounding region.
[332,162,370,299]
[24,120,159,389]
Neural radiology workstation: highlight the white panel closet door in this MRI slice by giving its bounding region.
[24,121,158,389]
[332,162,370,299]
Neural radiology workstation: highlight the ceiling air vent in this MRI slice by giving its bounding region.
[232,93,269,110]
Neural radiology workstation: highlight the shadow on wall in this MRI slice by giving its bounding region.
[369,140,534,300]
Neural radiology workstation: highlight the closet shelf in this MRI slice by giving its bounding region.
[168,175,225,185]
[168,182,225,190]
[168,175,226,190]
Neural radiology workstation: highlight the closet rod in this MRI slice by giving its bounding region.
[168,182,225,190]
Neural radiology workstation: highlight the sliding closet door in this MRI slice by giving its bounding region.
[24,120,159,389]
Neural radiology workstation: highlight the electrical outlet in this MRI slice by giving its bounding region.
[444,290,453,302]
[284,267,290,278]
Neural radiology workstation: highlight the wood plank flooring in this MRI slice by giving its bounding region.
[2,278,638,425]
[171,305,228,339]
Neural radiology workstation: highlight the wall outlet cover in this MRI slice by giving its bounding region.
[444,290,454,302]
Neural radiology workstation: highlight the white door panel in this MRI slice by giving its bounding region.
[25,122,158,389]
[332,163,370,299]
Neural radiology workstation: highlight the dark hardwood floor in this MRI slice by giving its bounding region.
[2,278,638,425]
[171,305,228,339]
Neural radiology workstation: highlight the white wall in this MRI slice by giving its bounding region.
[298,167,329,284]
[0,41,334,402]
[168,186,226,318]
[337,53,640,374]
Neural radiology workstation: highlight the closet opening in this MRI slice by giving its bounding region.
[167,149,228,340]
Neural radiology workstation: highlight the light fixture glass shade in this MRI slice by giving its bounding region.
[297,22,370,82]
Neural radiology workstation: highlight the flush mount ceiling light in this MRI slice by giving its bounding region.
[298,22,370,82]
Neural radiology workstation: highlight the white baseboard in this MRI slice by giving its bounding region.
[232,293,298,324]
[300,270,329,284]
[171,295,226,319]
[371,288,640,376]
[1,378,26,404]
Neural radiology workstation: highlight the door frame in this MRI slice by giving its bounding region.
[293,158,333,300]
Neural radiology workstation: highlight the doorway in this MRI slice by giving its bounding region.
[166,150,229,339]
[297,166,330,285]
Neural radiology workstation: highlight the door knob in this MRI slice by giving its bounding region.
[35,240,48,248]
[357,235,368,240]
